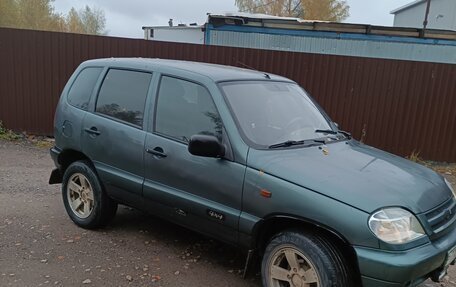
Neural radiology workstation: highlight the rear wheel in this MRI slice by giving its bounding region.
[262,230,353,287]
[62,161,117,229]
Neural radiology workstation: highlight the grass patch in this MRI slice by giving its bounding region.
[0,121,54,148]
[0,121,21,141]
[33,138,54,148]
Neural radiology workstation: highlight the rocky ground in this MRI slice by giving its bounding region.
[0,139,455,286]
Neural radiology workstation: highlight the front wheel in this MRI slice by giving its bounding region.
[62,160,117,229]
[261,230,353,287]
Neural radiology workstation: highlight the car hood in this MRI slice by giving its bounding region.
[247,140,452,214]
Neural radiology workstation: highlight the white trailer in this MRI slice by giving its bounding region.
[142,25,205,44]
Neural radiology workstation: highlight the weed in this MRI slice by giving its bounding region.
[360,124,367,143]
[33,139,54,148]
[407,150,423,163]
[0,121,21,141]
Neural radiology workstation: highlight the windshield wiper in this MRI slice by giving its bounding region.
[315,129,337,135]
[315,129,352,139]
[338,130,352,139]
[268,139,326,149]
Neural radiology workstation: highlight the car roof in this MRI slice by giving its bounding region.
[82,58,294,83]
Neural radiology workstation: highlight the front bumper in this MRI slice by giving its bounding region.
[356,222,456,287]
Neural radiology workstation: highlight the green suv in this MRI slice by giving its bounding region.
[49,58,456,286]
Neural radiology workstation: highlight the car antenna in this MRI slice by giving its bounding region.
[235,59,271,79]
[235,59,257,70]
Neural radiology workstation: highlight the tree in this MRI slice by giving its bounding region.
[65,6,106,35]
[0,0,19,28]
[77,6,106,35]
[302,0,350,22]
[66,8,85,34]
[0,0,106,35]
[15,0,63,31]
[235,0,302,17]
[234,0,350,22]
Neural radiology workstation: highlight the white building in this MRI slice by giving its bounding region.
[391,0,456,31]
[142,24,205,44]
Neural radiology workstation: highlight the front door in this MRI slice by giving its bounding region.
[143,75,245,244]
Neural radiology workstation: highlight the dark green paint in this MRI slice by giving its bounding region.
[51,58,456,286]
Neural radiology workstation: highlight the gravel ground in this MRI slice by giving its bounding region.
[0,139,455,287]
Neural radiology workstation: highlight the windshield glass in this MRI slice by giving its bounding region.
[220,81,333,148]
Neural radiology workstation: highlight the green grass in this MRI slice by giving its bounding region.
[0,121,55,148]
[0,121,21,141]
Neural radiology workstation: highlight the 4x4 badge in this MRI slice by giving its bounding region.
[207,209,225,221]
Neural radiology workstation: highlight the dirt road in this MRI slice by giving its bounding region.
[0,140,455,286]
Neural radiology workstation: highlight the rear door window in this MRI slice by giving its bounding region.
[67,67,102,110]
[96,69,152,127]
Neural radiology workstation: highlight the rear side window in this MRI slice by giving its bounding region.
[155,76,222,142]
[67,67,102,110]
[96,69,152,127]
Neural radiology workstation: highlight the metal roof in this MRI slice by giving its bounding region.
[390,0,426,14]
[82,58,291,82]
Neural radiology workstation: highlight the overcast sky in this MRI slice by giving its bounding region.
[53,0,414,38]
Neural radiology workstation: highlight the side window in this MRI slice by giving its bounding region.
[67,67,102,110]
[96,69,152,127]
[155,76,222,142]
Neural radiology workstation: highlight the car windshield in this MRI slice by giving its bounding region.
[220,81,334,148]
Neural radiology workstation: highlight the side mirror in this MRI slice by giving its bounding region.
[188,134,225,158]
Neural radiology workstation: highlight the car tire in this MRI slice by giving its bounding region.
[261,230,353,287]
[62,160,117,229]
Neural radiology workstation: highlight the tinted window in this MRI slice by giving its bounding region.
[155,76,222,142]
[67,67,102,110]
[96,69,152,127]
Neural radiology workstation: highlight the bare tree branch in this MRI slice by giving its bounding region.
[235,0,350,21]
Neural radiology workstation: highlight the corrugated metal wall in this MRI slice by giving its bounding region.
[0,28,455,161]
[209,30,456,64]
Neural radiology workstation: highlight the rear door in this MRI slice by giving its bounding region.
[143,75,245,244]
[56,67,103,151]
[82,68,153,206]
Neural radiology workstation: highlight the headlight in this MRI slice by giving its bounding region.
[445,178,455,198]
[368,207,425,244]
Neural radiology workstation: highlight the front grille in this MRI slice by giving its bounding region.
[425,197,456,235]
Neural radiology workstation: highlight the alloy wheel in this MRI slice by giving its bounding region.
[268,245,320,287]
[67,173,94,219]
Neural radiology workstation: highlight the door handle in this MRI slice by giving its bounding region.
[146,147,167,158]
[84,127,101,135]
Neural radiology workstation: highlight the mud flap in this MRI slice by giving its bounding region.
[243,249,257,278]
[49,168,62,184]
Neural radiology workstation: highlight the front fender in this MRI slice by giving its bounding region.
[239,167,378,249]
